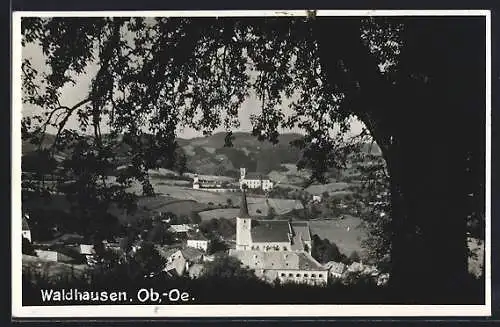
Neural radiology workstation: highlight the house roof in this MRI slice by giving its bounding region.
[290,222,312,242]
[324,261,347,274]
[250,220,311,244]
[187,231,208,241]
[155,246,181,260]
[297,252,324,270]
[169,224,192,233]
[229,250,325,271]
[181,247,204,261]
[243,172,268,180]
[164,256,186,276]
[251,220,290,243]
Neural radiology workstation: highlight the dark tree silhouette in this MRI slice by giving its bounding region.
[312,234,345,264]
[202,255,256,280]
[21,15,485,302]
[22,237,36,256]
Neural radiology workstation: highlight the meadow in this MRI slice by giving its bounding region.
[197,198,303,220]
[305,182,351,195]
[309,216,367,257]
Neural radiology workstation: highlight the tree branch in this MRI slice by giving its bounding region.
[50,97,93,153]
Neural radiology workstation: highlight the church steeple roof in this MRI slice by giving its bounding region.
[239,186,251,218]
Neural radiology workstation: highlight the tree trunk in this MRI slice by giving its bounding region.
[315,17,485,303]
[384,133,469,303]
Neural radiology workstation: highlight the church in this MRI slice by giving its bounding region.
[235,188,313,254]
[230,189,328,285]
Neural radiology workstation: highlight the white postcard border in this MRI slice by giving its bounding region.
[11,9,492,318]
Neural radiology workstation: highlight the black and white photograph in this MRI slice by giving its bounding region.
[12,9,490,317]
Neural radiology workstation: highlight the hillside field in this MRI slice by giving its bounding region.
[198,209,242,221]
[198,198,304,220]
[305,182,351,195]
[309,216,367,257]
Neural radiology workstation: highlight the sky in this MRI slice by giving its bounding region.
[22,42,365,140]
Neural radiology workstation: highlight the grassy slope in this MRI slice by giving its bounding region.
[309,216,367,257]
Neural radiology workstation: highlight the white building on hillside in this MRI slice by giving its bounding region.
[193,174,223,189]
[186,231,210,252]
[239,168,273,191]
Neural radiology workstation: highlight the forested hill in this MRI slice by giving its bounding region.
[22,131,381,176]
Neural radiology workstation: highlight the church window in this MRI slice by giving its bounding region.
[296,273,301,277]
[288,273,293,277]
[319,274,323,278]
[304,274,308,277]
[281,273,286,277]
[311,274,316,277]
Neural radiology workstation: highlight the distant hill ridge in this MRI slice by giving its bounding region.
[22,131,381,175]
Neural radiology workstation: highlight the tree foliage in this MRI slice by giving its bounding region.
[201,255,256,280]
[312,234,347,264]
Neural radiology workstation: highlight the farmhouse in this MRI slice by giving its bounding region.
[239,168,273,191]
[235,189,312,254]
[192,174,222,189]
[192,174,239,192]
[79,244,97,265]
[156,246,205,277]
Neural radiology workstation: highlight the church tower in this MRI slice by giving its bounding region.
[236,186,252,250]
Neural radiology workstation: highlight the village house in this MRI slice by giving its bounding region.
[323,261,347,279]
[192,174,222,189]
[34,249,76,263]
[192,174,239,192]
[235,189,313,254]
[79,244,97,265]
[239,168,273,191]
[186,231,210,252]
[168,224,194,235]
[156,246,205,277]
